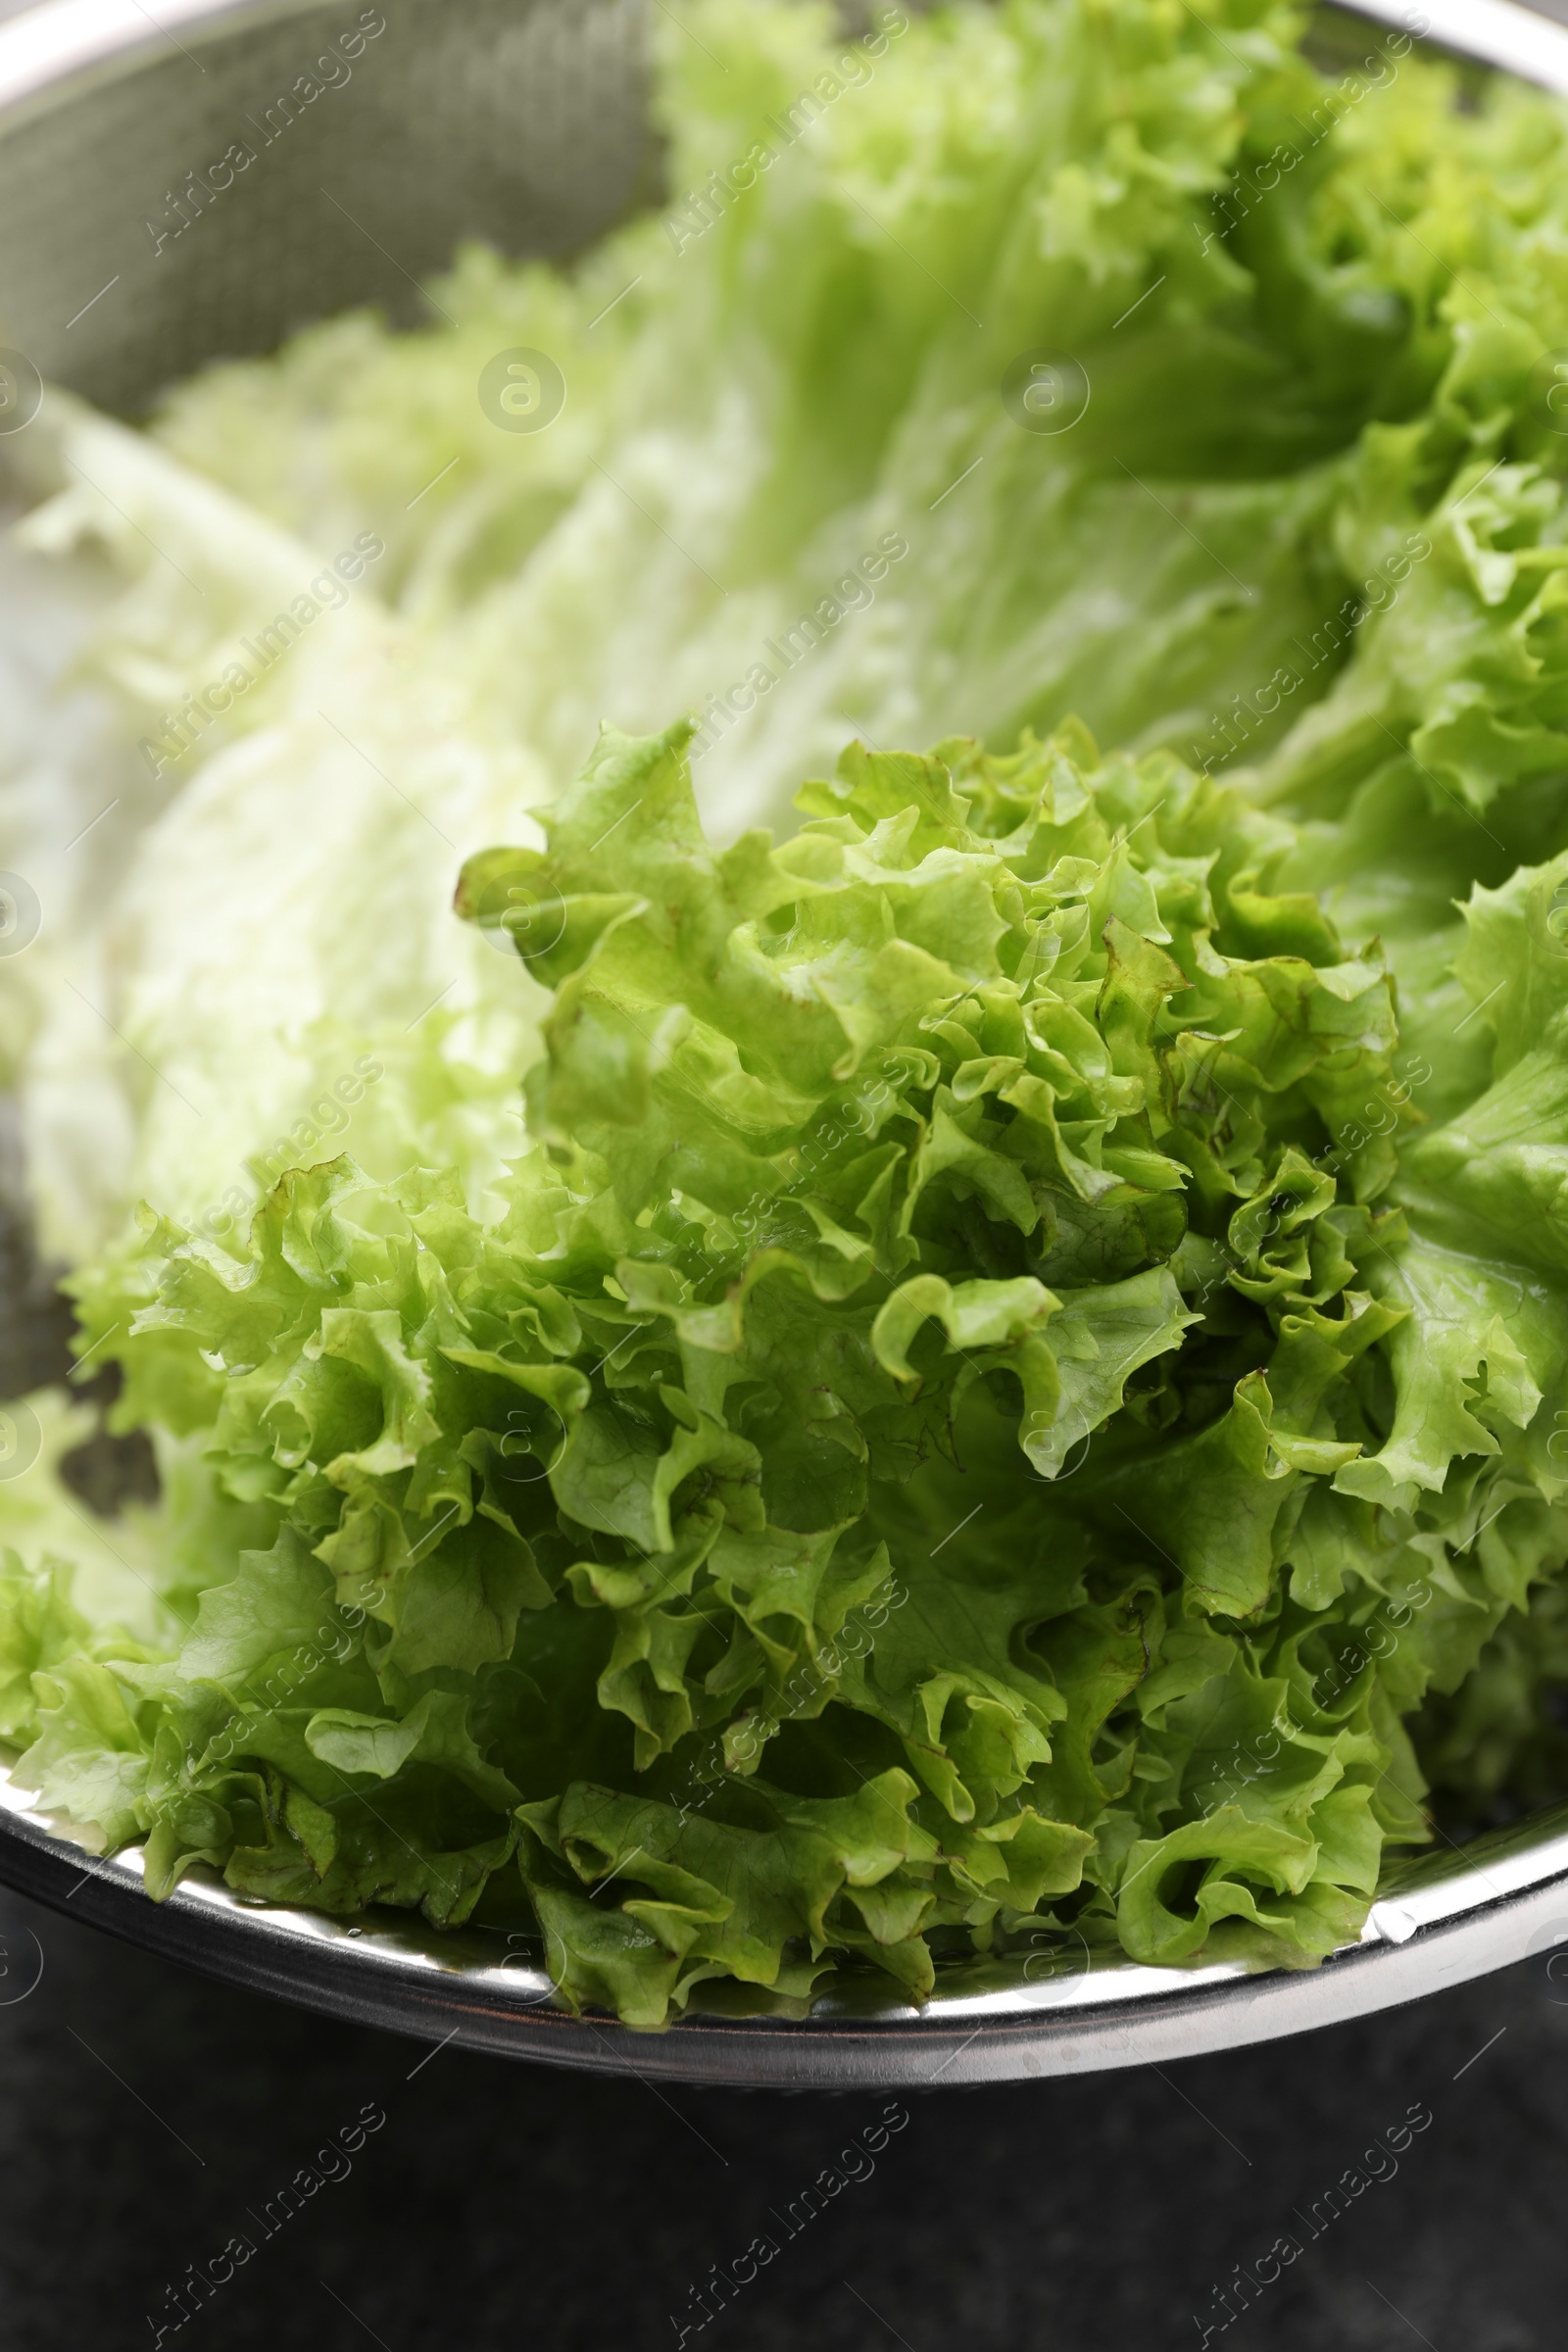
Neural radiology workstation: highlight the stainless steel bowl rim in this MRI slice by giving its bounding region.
[5,1760,1568,2084]
[4,0,1568,2083]
[6,0,1568,116]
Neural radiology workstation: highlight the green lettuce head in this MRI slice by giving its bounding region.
[17,710,1517,2022]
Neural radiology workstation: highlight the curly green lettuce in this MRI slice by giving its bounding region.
[16,0,1568,1269]
[0,711,1476,2017]
[14,0,1357,1272]
[13,0,1568,2025]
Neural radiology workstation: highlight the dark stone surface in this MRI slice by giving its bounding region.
[0,1880,1558,2352]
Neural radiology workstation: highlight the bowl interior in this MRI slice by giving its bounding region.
[0,0,656,414]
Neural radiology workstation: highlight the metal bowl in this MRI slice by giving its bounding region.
[4,0,1568,2086]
